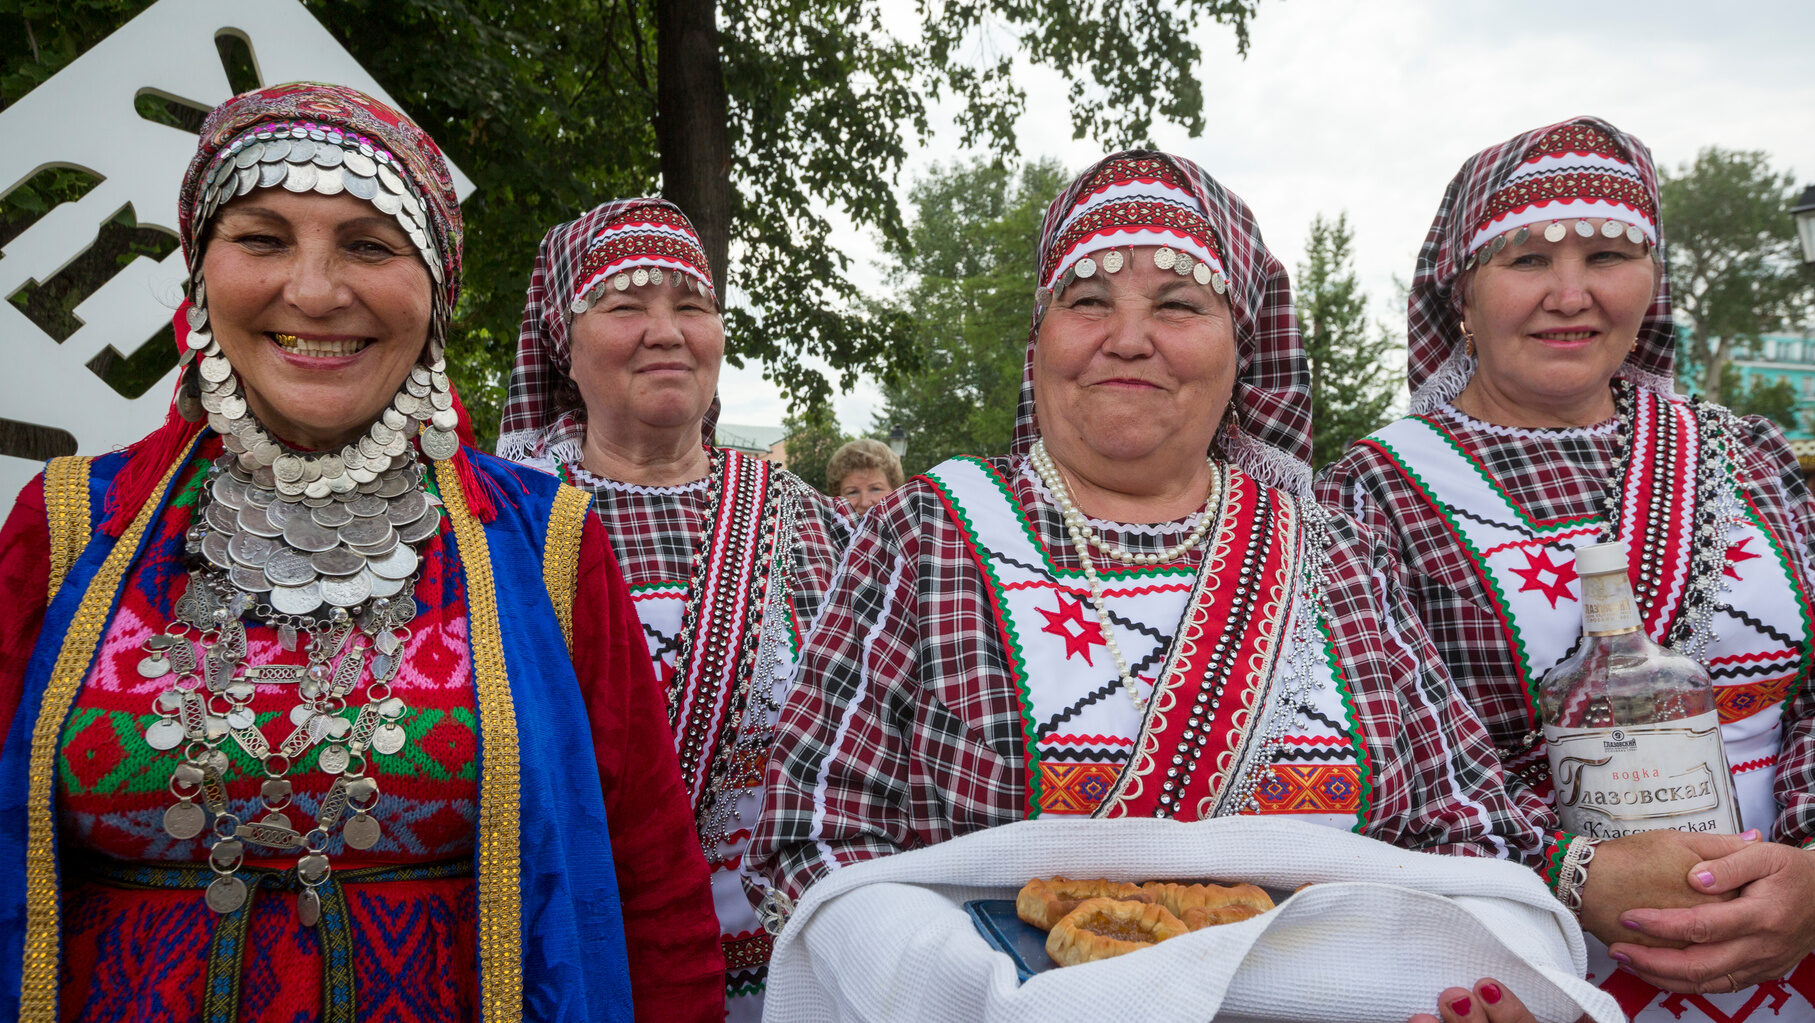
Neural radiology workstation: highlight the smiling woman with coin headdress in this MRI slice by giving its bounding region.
[1318,116,1815,1023]
[498,197,852,1022]
[0,82,720,1022]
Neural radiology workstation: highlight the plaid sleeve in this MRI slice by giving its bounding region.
[1319,445,1563,874]
[1321,511,1547,866]
[749,484,936,903]
[749,477,1029,904]
[1735,416,1815,847]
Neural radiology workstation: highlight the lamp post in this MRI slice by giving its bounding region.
[886,424,908,459]
[1794,185,1815,266]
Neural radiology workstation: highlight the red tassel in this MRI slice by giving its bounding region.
[448,381,480,449]
[103,304,205,534]
[449,446,500,524]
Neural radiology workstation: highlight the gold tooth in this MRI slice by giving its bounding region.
[273,333,300,346]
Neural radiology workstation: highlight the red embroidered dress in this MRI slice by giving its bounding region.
[0,439,724,1023]
[561,449,848,1023]
[1318,395,1815,1022]
[748,454,1545,904]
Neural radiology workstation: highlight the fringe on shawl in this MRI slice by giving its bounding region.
[1408,346,1476,416]
[1223,430,1312,500]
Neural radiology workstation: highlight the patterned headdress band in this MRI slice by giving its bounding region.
[1463,122,1659,268]
[1035,155,1230,316]
[569,203,716,315]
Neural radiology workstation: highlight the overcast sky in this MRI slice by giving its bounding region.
[714,0,1815,437]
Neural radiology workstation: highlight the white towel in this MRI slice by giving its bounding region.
[763,817,1622,1023]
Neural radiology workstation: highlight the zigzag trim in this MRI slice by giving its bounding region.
[1724,605,1799,648]
[1042,733,1138,746]
[999,579,1196,598]
[1732,755,1778,773]
[1707,650,1801,666]
[1709,662,1800,680]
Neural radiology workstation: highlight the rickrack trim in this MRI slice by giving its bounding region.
[42,455,92,598]
[542,486,592,653]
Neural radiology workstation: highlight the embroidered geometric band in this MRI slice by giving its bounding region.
[569,203,717,315]
[1038,154,1230,307]
[1465,122,1659,267]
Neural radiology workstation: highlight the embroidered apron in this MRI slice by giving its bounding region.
[1365,391,1815,1023]
[625,450,801,1022]
[924,457,1369,829]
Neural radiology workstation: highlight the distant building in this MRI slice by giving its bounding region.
[1721,331,1815,440]
[1713,330,1815,481]
[715,423,792,467]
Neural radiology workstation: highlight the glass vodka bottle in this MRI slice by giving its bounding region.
[1538,540,1739,839]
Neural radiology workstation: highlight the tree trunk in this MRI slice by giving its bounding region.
[655,0,732,295]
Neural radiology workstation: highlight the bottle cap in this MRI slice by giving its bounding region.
[1574,540,1628,576]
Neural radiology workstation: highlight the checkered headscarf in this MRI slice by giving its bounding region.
[497,197,720,466]
[1407,116,1675,413]
[1012,151,1312,496]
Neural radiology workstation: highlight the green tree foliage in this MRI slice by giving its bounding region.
[3,1,1260,450]
[780,405,849,497]
[1718,371,1802,432]
[1660,148,1815,395]
[870,158,1066,476]
[1295,212,1400,468]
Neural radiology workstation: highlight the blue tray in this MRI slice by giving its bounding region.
[963,899,1057,982]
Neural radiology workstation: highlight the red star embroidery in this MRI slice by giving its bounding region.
[1037,594,1107,665]
[1511,548,1579,608]
[1725,537,1761,580]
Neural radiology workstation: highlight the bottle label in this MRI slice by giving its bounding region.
[1543,711,1739,838]
[1580,570,1641,635]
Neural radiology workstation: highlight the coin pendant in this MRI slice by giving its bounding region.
[1102,249,1124,273]
[206,748,231,775]
[226,707,256,730]
[138,655,171,679]
[206,875,248,914]
[420,428,458,461]
[343,812,381,850]
[145,718,185,751]
[297,888,322,927]
[163,800,206,840]
[1073,256,1096,279]
[372,723,406,755]
[319,743,350,774]
[1153,246,1176,269]
[1544,221,1567,243]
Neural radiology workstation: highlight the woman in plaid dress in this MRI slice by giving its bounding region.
[750,151,1558,1021]
[1318,117,1815,1022]
[498,198,850,1022]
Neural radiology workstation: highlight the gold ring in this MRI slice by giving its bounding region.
[1728,973,1741,993]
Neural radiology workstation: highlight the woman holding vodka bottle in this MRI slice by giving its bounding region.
[1318,116,1815,1021]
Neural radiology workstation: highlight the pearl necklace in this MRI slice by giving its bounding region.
[1029,439,1222,709]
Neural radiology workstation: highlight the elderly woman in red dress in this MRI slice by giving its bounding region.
[0,84,719,1022]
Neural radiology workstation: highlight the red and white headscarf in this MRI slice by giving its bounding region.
[1014,150,1312,497]
[1408,116,1674,413]
[498,197,719,466]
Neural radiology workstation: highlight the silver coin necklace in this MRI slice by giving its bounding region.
[141,449,434,923]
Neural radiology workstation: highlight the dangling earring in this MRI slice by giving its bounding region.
[1461,321,1476,360]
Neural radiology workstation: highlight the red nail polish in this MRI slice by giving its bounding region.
[1480,983,1503,1005]
[1450,997,1473,1016]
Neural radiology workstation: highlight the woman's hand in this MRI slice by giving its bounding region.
[1577,830,1749,947]
[1407,978,1570,1023]
[1611,839,1815,991]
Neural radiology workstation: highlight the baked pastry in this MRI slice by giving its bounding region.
[1016,877,1149,931]
[1045,897,1191,966]
[1140,881,1275,930]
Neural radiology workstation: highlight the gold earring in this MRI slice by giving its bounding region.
[1461,321,1476,359]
